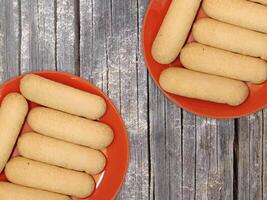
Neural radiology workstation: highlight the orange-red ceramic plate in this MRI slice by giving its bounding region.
[0,71,129,200]
[143,0,267,119]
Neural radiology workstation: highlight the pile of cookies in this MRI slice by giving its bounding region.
[153,0,267,106]
[0,74,114,199]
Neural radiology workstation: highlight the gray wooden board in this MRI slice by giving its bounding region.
[195,119,234,200]
[79,1,149,199]
[20,0,56,72]
[263,109,267,200]
[56,0,78,74]
[238,112,263,200]
[0,0,266,199]
[0,0,20,81]
[182,111,195,200]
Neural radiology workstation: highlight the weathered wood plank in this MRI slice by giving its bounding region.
[0,0,20,81]
[195,119,234,200]
[79,0,149,199]
[182,111,196,200]
[79,0,108,92]
[56,0,78,74]
[196,118,217,200]
[148,81,165,200]
[165,105,182,200]
[149,82,182,200]
[217,120,234,200]
[238,112,263,200]
[134,0,150,198]
[263,109,267,200]
[20,0,56,73]
[115,0,149,198]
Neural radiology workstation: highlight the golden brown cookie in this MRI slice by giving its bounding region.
[152,0,201,64]
[20,74,106,120]
[0,93,28,173]
[0,182,70,200]
[192,18,267,60]
[203,0,267,33]
[27,107,114,149]
[180,42,267,84]
[5,157,95,198]
[159,67,249,106]
[18,132,106,175]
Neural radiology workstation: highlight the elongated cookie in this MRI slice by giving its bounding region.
[0,93,28,173]
[20,74,106,120]
[152,0,201,64]
[192,18,267,60]
[180,42,267,84]
[159,67,249,106]
[27,107,114,149]
[5,157,95,198]
[0,182,70,200]
[203,0,267,33]
[18,132,106,175]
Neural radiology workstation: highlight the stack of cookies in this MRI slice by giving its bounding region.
[153,0,267,106]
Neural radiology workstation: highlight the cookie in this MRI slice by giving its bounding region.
[151,0,201,64]
[20,74,106,120]
[18,132,106,175]
[192,18,267,60]
[159,67,249,106]
[27,107,114,149]
[0,182,70,200]
[0,93,28,173]
[203,0,267,33]
[5,157,95,198]
[180,42,267,84]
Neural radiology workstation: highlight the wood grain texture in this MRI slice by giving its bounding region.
[195,119,234,200]
[238,112,263,200]
[166,105,182,200]
[217,120,234,200]
[79,0,109,91]
[182,111,195,200]
[263,109,267,200]
[149,82,182,200]
[1,0,267,200]
[56,0,78,74]
[20,0,56,72]
[0,0,20,81]
[80,0,149,199]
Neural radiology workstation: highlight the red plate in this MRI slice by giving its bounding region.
[142,0,267,119]
[0,71,129,200]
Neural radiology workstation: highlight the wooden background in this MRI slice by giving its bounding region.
[0,0,266,199]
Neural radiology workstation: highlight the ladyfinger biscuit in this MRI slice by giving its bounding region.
[18,132,106,175]
[202,0,267,33]
[180,42,267,84]
[0,182,70,200]
[5,157,95,198]
[20,74,106,120]
[27,107,114,149]
[249,0,267,5]
[159,68,249,106]
[192,18,267,60]
[151,0,201,64]
[0,93,28,173]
